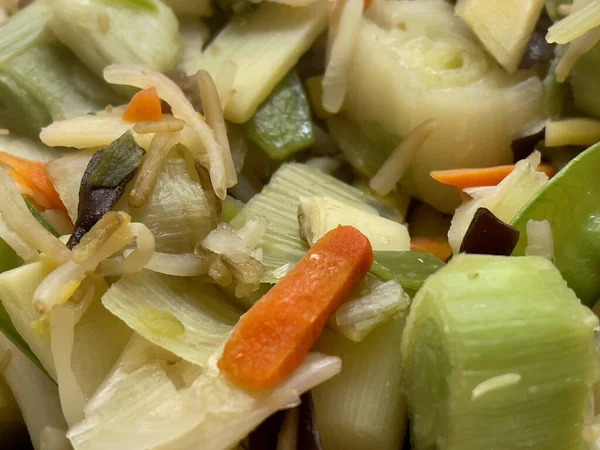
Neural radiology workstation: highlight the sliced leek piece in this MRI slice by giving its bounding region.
[231,163,369,278]
[401,254,599,450]
[313,315,408,450]
[126,151,218,253]
[456,0,545,73]
[298,196,410,251]
[344,0,544,212]
[49,0,181,76]
[184,1,328,123]
[101,269,242,367]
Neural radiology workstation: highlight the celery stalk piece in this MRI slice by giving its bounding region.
[49,0,181,76]
[455,0,545,73]
[101,269,242,367]
[298,195,410,251]
[244,70,315,160]
[0,261,132,393]
[312,315,407,450]
[184,1,328,123]
[230,163,369,279]
[511,141,600,306]
[401,254,599,450]
[344,0,544,213]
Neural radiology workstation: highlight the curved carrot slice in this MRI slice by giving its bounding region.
[219,226,374,390]
[122,87,163,123]
[411,236,452,261]
[431,163,556,190]
[0,152,66,213]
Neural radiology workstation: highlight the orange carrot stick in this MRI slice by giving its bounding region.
[122,87,163,123]
[411,236,452,261]
[0,152,67,213]
[430,163,556,190]
[219,226,374,390]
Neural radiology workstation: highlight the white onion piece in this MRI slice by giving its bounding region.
[525,219,555,260]
[369,119,440,195]
[103,64,229,199]
[0,214,38,261]
[196,70,237,188]
[0,167,70,263]
[321,0,363,113]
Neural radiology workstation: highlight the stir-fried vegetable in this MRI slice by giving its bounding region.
[219,226,373,389]
[244,71,315,160]
[48,0,181,76]
[122,87,163,123]
[402,254,598,450]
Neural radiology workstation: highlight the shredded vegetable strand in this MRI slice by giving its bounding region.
[141,251,210,276]
[546,0,600,44]
[554,27,600,82]
[103,64,229,199]
[50,299,90,426]
[98,222,155,276]
[196,70,237,188]
[321,0,363,114]
[370,119,440,195]
[129,132,180,207]
[0,167,70,263]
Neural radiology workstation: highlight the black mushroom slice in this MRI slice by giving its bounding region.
[459,207,520,256]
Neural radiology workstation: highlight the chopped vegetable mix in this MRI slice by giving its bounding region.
[2,0,600,448]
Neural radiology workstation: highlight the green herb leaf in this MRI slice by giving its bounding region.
[370,251,445,294]
[23,197,60,238]
[244,70,315,160]
[87,131,144,188]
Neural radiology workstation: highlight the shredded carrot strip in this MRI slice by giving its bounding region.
[430,163,556,190]
[0,152,67,213]
[411,236,452,261]
[122,87,163,123]
[364,0,373,8]
[219,226,374,389]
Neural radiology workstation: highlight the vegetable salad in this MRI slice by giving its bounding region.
[0,0,599,449]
